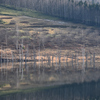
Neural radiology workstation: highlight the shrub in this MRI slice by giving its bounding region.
[0,19,5,24]
[9,20,16,25]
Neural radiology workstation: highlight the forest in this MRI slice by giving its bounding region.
[0,0,100,26]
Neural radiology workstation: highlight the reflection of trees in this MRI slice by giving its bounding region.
[0,81,100,100]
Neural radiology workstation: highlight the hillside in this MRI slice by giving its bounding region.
[1,0,100,26]
[0,5,60,20]
[0,5,100,53]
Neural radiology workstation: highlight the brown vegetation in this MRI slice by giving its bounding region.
[0,15,100,51]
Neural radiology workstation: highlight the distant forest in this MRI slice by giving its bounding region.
[0,0,100,26]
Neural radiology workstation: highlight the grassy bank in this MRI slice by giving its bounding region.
[0,4,60,20]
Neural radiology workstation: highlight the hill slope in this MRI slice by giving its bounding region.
[0,5,100,52]
[0,5,60,20]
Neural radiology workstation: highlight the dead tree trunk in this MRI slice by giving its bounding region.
[72,54,73,67]
[93,53,95,68]
[90,54,92,67]
[25,50,27,69]
[33,49,36,68]
[82,47,85,71]
[66,54,68,67]
[85,52,88,68]
[48,55,50,66]
[76,53,79,68]
[1,46,2,71]
[12,51,14,70]
[52,56,54,68]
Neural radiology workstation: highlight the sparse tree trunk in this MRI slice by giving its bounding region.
[82,47,85,70]
[93,53,95,68]
[33,47,36,68]
[90,54,92,67]
[52,56,54,68]
[63,56,66,68]
[19,45,21,72]
[16,22,19,50]
[38,41,40,75]
[25,49,27,69]
[72,54,73,67]
[56,55,58,67]
[77,53,79,68]
[12,51,14,70]
[1,46,2,71]
[85,52,88,68]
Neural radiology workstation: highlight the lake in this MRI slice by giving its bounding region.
[0,62,100,100]
[0,80,100,100]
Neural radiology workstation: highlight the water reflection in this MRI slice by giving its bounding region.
[0,59,100,100]
[0,61,100,89]
[0,81,100,100]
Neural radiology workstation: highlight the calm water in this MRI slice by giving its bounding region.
[0,81,100,100]
[0,61,100,100]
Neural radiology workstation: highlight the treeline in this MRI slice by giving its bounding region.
[1,0,100,25]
